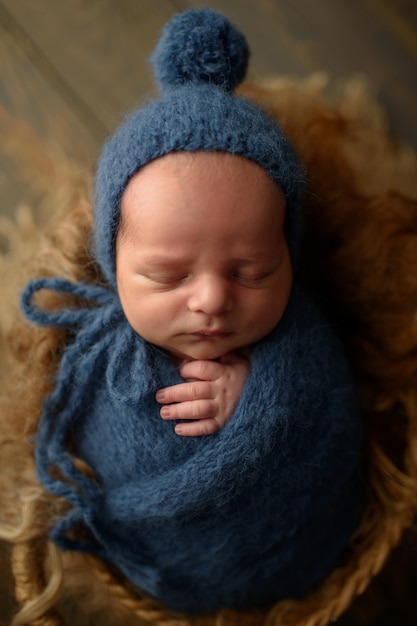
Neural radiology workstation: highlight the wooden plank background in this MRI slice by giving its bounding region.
[0,0,416,218]
[0,0,417,624]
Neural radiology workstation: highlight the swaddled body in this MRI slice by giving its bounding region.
[23,281,361,613]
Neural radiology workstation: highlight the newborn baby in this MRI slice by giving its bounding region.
[21,8,363,615]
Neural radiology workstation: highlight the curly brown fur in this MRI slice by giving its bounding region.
[1,75,417,625]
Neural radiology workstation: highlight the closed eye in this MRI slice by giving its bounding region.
[145,272,190,287]
[232,271,273,285]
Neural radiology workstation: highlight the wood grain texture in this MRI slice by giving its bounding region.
[0,8,98,160]
[0,0,182,218]
[0,0,178,133]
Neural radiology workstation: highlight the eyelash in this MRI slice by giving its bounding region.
[147,271,271,287]
[239,270,272,280]
[146,274,189,287]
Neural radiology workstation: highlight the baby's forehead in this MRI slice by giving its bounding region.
[118,151,287,256]
[121,151,286,206]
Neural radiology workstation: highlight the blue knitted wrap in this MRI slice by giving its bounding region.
[21,279,362,614]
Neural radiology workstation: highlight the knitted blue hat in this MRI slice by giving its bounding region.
[94,9,305,288]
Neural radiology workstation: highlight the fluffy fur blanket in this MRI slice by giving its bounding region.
[1,75,417,626]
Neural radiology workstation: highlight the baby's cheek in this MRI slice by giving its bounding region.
[134,296,181,344]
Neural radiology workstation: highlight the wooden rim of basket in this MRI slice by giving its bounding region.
[11,392,417,626]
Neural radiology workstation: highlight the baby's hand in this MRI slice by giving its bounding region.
[155,352,249,437]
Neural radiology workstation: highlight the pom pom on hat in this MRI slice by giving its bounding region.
[94,9,305,288]
[151,9,249,92]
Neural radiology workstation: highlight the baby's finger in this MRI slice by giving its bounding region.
[156,381,213,404]
[160,399,217,421]
[175,418,221,437]
[179,359,222,381]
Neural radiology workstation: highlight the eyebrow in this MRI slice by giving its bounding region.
[134,250,284,267]
[133,253,191,266]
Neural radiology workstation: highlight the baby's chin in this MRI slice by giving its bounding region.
[169,348,230,362]
[165,342,243,362]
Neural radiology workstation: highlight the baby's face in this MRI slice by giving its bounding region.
[116,152,292,361]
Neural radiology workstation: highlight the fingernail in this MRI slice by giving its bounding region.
[160,406,170,419]
[156,390,164,402]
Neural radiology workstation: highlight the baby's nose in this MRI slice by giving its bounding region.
[187,274,233,315]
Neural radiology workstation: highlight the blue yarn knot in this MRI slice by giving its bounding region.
[21,277,120,328]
